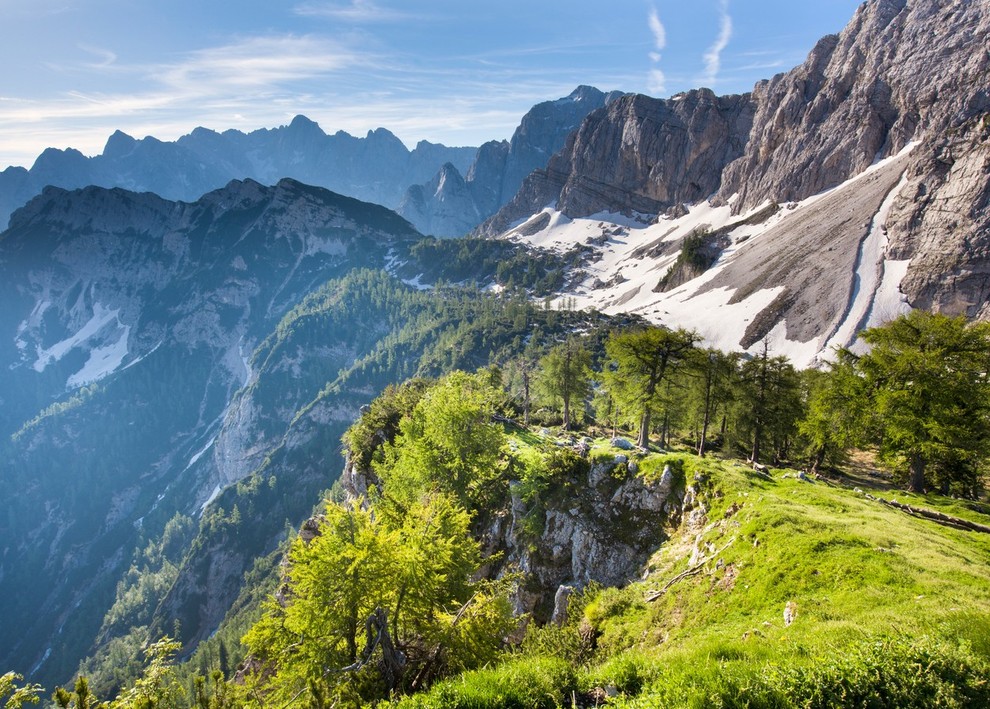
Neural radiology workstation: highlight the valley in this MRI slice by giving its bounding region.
[0,0,988,705]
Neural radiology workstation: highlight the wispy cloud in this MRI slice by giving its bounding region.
[647,68,666,95]
[646,6,667,96]
[648,8,667,51]
[292,0,408,22]
[158,35,362,91]
[0,30,637,168]
[702,0,733,86]
[76,43,117,69]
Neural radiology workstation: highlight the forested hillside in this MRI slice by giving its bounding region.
[6,311,989,708]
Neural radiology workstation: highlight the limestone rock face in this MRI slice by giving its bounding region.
[716,0,989,214]
[0,117,477,229]
[503,459,684,620]
[484,0,990,344]
[400,86,623,237]
[705,0,990,317]
[397,163,481,238]
[478,89,754,236]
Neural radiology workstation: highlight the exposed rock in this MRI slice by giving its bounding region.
[551,585,574,626]
[611,437,635,450]
[479,89,754,235]
[495,458,685,621]
[400,86,622,236]
[0,118,476,228]
[397,163,481,238]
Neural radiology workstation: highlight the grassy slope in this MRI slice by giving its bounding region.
[401,449,990,708]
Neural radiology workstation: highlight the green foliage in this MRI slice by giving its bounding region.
[657,229,723,292]
[797,359,863,472]
[108,638,184,709]
[404,237,587,296]
[376,371,508,510]
[342,379,433,471]
[394,656,578,709]
[731,342,803,464]
[603,326,699,448]
[534,340,593,430]
[851,311,990,494]
[242,492,514,705]
[603,636,990,708]
[0,672,42,709]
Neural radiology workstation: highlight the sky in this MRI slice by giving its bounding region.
[0,0,863,170]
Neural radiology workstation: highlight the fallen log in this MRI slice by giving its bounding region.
[645,537,736,602]
[864,493,990,534]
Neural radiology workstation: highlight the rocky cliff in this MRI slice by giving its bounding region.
[342,441,688,623]
[399,86,623,237]
[477,89,754,236]
[484,0,990,362]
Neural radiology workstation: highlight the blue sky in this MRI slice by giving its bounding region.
[0,0,862,169]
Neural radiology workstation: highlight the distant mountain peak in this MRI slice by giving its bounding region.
[287,114,322,132]
[103,130,137,159]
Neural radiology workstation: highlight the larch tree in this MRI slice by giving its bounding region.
[849,311,990,494]
[535,340,592,431]
[604,326,699,449]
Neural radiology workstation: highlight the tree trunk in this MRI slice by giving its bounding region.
[523,371,530,426]
[637,410,651,449]
[810,445,825,474]
[750,427,761,465]
[562,394,571,431]
[908,452,927,493]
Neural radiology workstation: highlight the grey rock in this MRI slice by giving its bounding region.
[479,89,754,235]
[401,86,622,237]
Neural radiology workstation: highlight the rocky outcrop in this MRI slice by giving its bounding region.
[397,163,481,237]
[478,89,754,236]
[399,86,623,237]
[716,0,989,212]
[342,449,685,622]
[709,0,990,316]
[504,457,684,620]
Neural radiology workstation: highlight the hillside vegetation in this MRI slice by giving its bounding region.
[6,313,990,708]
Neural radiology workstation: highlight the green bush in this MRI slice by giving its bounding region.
[396,656,578,709]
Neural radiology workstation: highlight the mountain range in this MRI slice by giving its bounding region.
[0,0,988,690]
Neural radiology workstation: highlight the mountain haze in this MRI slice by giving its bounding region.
[1,0,989,696]
[0,119,476,230]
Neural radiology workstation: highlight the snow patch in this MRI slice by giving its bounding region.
[199,484,223,515]
[822,171,909,356]
[33,303,121,372]
[186,436,217,471]
[122,339,164,371]
[865,259,912,330]
[66,324,131,388]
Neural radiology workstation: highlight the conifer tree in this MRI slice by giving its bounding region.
[846,311,990,494]
[604,326,699,448]
[535,340,592,431]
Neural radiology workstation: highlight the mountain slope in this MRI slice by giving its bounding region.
[481,0,990,364]
[398,86,623,237]
[0,181,421,685]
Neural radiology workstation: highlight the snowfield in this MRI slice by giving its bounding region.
[500,144,918,369]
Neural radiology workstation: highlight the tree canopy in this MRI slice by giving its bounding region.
[847,311,990,493]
